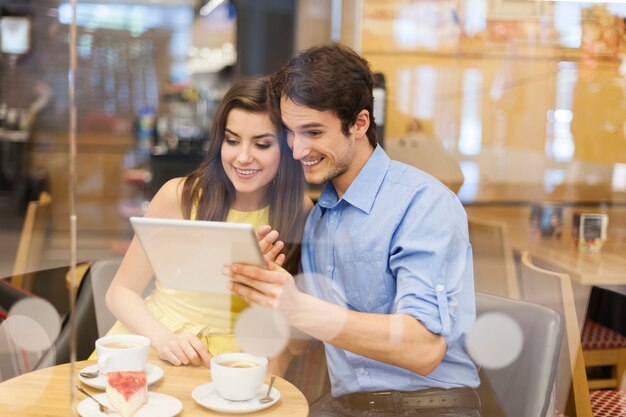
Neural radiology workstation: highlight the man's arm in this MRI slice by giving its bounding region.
[226,264,447,375]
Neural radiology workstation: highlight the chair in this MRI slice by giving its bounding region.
[519,251,593,417]
[0,269,87,380]
[0,279,43,381]
[582,286,626,390]
[468,218,520,299]
[34,265,100,368]
[89,257,124,337]
[581,318,626,390]
[89,256,154,337]
[11,191,52,290]
[474,292,563,417]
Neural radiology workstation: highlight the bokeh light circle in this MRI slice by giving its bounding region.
[466,312,523,369]
[7,297,61,352]
[235,305,289,358]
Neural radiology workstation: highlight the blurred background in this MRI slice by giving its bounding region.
[0,0,625,414]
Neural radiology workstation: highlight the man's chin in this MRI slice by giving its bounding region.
[304,174,327,185]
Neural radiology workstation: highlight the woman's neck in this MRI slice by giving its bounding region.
[231,192,270,212]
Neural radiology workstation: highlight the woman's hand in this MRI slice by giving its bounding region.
[153,332,212,367]
[256,225,286,266]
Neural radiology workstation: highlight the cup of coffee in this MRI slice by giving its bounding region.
[95,334,150,373]
[211,352,268,401]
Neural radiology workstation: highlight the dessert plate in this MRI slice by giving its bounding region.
[77,392,182,417]
[192,382,280,414]
[78,364,164,390]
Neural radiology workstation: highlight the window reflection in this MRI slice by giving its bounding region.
[459,68,482,156]
[0,1,625,416]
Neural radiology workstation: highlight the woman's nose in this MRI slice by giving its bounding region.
[236,146,253,164]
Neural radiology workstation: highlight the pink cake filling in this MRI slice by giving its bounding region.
[106,371,148,417]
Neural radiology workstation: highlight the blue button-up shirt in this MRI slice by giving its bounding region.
[299,146,479,397]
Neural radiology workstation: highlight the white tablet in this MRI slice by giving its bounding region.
[130,217,264,293]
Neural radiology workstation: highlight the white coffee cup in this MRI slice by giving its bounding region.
[211,352,268,401]
[95,334,150,373]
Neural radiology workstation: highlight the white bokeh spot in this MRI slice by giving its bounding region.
[234,305,289,358]
[466,312,523,369]
[7,297,61,352]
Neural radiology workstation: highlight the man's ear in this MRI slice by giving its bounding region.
[353,109,370,140]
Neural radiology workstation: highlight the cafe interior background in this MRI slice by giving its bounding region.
[0,0,625,415]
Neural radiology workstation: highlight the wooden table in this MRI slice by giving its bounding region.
[0,359,309,417]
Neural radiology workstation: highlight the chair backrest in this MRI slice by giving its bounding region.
[0,280,35,381]
[34,265,99,368]
[468,218,520,299]
[89,257,155,337]
[475,292,563,417]
[518,251,593,417]
[0,277,72,380]
[89,257,123,337]
[12,192,52,290]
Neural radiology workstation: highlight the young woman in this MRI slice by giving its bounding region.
[105,77,311,369]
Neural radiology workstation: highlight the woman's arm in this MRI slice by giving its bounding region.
[105,178,211,366]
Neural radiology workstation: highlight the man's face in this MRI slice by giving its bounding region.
[281,97,356,187]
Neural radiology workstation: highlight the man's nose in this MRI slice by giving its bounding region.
[291,136,310,160]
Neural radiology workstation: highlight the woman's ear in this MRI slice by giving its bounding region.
[353,109,370,141]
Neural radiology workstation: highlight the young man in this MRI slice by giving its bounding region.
[226,44,482,416]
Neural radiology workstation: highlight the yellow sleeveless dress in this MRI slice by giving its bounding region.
[102,206,269,357]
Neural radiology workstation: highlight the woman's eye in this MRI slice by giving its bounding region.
[225,138,238,145]
[256,143,272,150]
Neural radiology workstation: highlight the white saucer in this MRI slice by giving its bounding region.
[77,392,182,417]
[78,364,164,390]
[192,382,280,414]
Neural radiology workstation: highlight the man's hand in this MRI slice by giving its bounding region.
[153,332,212,367]
[224,261,301,318]
[256,225,286,266]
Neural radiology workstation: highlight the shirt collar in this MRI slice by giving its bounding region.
[317,145,389,214]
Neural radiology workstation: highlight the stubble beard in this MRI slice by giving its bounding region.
[305,146,355,186]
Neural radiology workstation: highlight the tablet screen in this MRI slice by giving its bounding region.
[130,217,264,293]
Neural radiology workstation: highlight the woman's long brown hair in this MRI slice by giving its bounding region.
[180,77,306,274]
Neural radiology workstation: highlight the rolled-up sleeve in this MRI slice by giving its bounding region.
[390,184,471,343]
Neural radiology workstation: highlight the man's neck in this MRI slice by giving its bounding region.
[332,145,375,199]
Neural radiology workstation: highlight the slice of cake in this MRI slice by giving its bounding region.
[106,371,148,417]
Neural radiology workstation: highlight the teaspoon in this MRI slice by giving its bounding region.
[79,370,101,379]
[259,376,276,404]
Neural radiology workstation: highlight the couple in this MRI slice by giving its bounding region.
[107,44,483,417]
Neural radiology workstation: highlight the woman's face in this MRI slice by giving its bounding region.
[221,109,281,209]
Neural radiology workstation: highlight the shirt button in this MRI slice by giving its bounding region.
[358,368,365,375]
[326,265,333,272]
[436,284,444,292]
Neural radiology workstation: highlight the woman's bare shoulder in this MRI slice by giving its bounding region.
[143,177,187,218]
